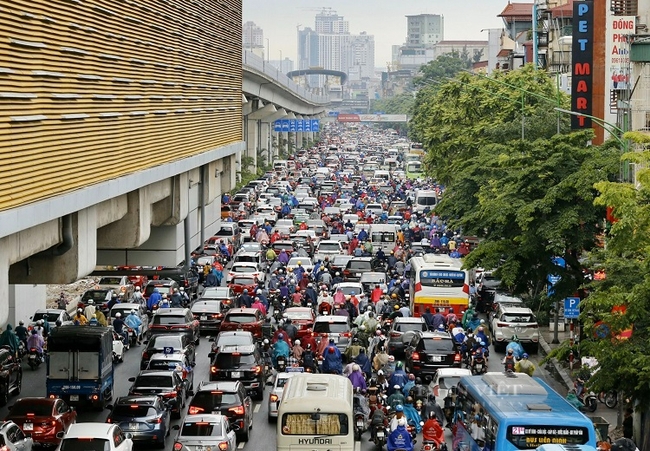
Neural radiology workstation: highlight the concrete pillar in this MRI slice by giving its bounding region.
[246,117,258,168]
[260,121,271,168]
[265,109,287,163]
[9,285,46,325]
[248,104,278,170]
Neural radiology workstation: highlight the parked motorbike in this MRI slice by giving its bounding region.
[598,390,618,409]
[27,348,43,370]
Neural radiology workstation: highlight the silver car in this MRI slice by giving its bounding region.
[0,421,33,451]
[172,414,237,451]
[267,372,298,422]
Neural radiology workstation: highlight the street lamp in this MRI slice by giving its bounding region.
[265,38,269,62]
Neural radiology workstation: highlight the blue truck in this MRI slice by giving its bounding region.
[46,326,114,410]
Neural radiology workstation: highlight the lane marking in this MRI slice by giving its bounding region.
[354,440,361,451]
[237,441,245,449]
[254,403,261,413]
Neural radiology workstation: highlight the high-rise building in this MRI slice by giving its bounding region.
[298,27,320,70]
[406,14,444,46]
[315,8,349,34]
[347,32,375,80]
[243,21,264,50]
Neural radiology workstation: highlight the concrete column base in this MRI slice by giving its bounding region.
[9,284,46,325]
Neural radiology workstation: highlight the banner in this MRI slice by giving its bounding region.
[604,12,633,130]
[571,0,594,129]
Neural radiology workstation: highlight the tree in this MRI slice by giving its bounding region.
[580,132,650,416]
[369,92,415,116]
[412,52,470,87]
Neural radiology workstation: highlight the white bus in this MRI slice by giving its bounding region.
[409,253,470,317]
[277,374,355,451]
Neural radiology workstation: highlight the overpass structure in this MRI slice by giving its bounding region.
[242,51,328,169]
[0,1,328,327]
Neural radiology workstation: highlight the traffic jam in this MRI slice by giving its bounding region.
[0,123,603,451]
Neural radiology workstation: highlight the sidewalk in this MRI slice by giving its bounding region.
[538,325,620,436]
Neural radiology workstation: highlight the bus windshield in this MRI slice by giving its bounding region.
[281,413,349,435]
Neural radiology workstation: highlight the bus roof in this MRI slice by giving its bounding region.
[460,373,596,423]
[411,253,463,269]
[280,374,353,412]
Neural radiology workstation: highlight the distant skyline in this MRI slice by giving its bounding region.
[243,0,526,67]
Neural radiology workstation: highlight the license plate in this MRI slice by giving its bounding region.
[377,431,385,438]
[195,447,204,451]
[23,423,33,431]
[356,420,364,427]
[70,395,79,402]
[129,423,139,430]
[231,371,241,378]
[431,355,443,362]
[200,315,207,320]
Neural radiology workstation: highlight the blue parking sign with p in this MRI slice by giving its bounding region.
[564,297,580,319]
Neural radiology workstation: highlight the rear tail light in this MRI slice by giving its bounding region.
[142,352,149,360]
[341,332,351,337]
[210,366,217,373]
[411,352,420,361]
[454,352,462,362]
[270,394,278,402]
[229,406,245,415]
[252,365,262,374]
[497,322,507,328]
[218,442,229,451]
[162,391,177,399]
[106,418,112,423]
[173,443,183,451]
[390,332,400,338]
[147,417,163,424]
[188,406,204,415]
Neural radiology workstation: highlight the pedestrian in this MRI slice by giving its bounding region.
[623,408,634,439]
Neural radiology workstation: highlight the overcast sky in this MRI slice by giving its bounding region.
[243,0,529,66]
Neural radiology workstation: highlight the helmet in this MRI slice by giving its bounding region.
[162,294,168,299]
[395,404,404,412]
[336,272,340,276]
[37,320,43,326]
[297,261,302,266]
[295,339,301,346]
[179,287,184,291]
[18,320,24,325]
[87,299,94,305]
[393,304,400,310]
[480,341,486,347]
[243,289,248,293]
[263,339,270,345]
[408,373,415,381]
[328,347,335,354]
[391,294,397,299]
[396,361,403,369]
[449,307,454,313]
[377,370,384,376]
[388,355,395,362]
[278,333,284,339]
[130,309,136,315]
[135,286,141,291]
[429,410,438,419]
[77,308,83,313]
[522,353,529,359]
[115,312,122,318]
[352,364,360,372]
[507,348,513,354]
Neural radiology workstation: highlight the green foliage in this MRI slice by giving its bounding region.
[369,93,415,116]
[580,132,650,404]
[413,52,471,88]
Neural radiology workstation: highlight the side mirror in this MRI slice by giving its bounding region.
[105,405,113,410]
[231,423,241,432]
[25,433,32,439]
[56,431,65,440]
[125,433,133,440]
[172,425,180,431]
[128,377,136,382]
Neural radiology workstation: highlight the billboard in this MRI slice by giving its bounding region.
[571,0,594,129]
[604,12,634,131]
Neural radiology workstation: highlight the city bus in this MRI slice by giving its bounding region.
[405,161,424,180]
[277,374,354,451]
[404,152,421,163]
[408,253,470,316]
[453,372,598,451]
[409,142,425,155]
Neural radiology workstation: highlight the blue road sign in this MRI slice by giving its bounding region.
[304,120,312,131]
[273,120,282,132]
[564,297,580,319]
[289,120,297,132]
[311,119,320,132]
[296,120,304,131]
[328,111,339,116]
[281,119,290,132]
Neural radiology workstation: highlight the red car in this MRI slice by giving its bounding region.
[283,307,316,340]
[5,397,77,446]
[228,275,258,296]
[219,308,264,340]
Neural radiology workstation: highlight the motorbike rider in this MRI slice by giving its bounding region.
[505,335,525,359]
[349,364,367,391]
[423,393,445,425]
[354,348,372,380]
[410,377,429,402]
[515,353,535,376]
[503,348,517,372]
[301,343,317,372]
[402,397,423,433]
[170,288,183,308]
[0,324,21,357]
[369,400,388,443]
[387,417,414,451]
[57,292,68,310]
[272,333,291,368]
[73,308,88,326]
[112,312,128,346]
[322,345,343,375]
[124,309,143,345]
[262,317,276,341]
[283,318,298,342]
[402,374,416,397]
[147,288,162,311]
[84,300,96,321]
[345,337,364,362]
[131,285,144,305]
[387,385,405,410]
[389,362,408,394]
[14,321,28,349]
[26,329,44,359]
[422,410,445,447]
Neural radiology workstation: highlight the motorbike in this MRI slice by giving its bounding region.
[577,390,598,412]
[372,424,388,449]
[27,348,43,370]
[421,440,447,451]
[17,341,26,360]
[127,327,138,347]
[276,355,287,373]
[598,390,618,409]
[471,356,487,375]
[354,412,366,441]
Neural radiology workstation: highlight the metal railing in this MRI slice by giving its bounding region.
[242,50,329,105]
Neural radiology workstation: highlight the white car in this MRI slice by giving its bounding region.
[287,257,314,274]
[227,262,265,283]
[173,414,237,451]
[59,423,133,451]
[332,282,367,305]
[430,368,472,410]
[267,372,298,421]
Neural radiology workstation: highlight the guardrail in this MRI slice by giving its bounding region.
[242,50,329,105]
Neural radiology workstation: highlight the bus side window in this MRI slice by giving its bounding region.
[484,414,498,451]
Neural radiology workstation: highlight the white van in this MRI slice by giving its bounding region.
[414,189,438,213]
[276,374,354,451]
[370,224,399,252]
[373,170,391,182]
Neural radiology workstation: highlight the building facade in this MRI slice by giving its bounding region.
[406,14,444,46]
[243,20,264,50]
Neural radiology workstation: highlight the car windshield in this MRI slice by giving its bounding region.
[32,312,61,323]
[502,314,535,323]
[216,335,253,347]
[150,336,183,349]
[148,360,184,371]
[225,314,257,324]
[361,274,385,284]
[215,353,256,367]
[241,243,261,252]
[203,288,229,298]
[9,401,52,416]
[113,405,158,417]
[235,256,258,264]
[318,243,340,252]
[338,286,362,296]
[133,375,173,388]
[313,322,348,334]
[189,391,238,410]
[232,266,256,273]
[145,285,172,296]
[192,302,221,313]
[395,322,426,333]
[215,227,234,236]
[152,315,186,326]
[348,261,371,270]
[276,377,291,389]
[180,421,221,437]
[438,377,461,389]
[417,196,437,206]
[99,277,123,285]
[423,338,455,352]
[60,438,110,451]
[81,291,110,302]
[231,277,255,286]
[285,311,313,320]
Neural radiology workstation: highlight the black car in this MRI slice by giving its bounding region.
[128,370,187,419]
[141,334,196,370]
[148,308,200,345]
[343,257,377,281]
[190,300,223,334]
[209,344,265,400]
[476,272,502,313]
[106,396,171,447]
[404,331,461,382]
[0,347,21,405]
[208,331,255,359]
[187,381,253,442]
